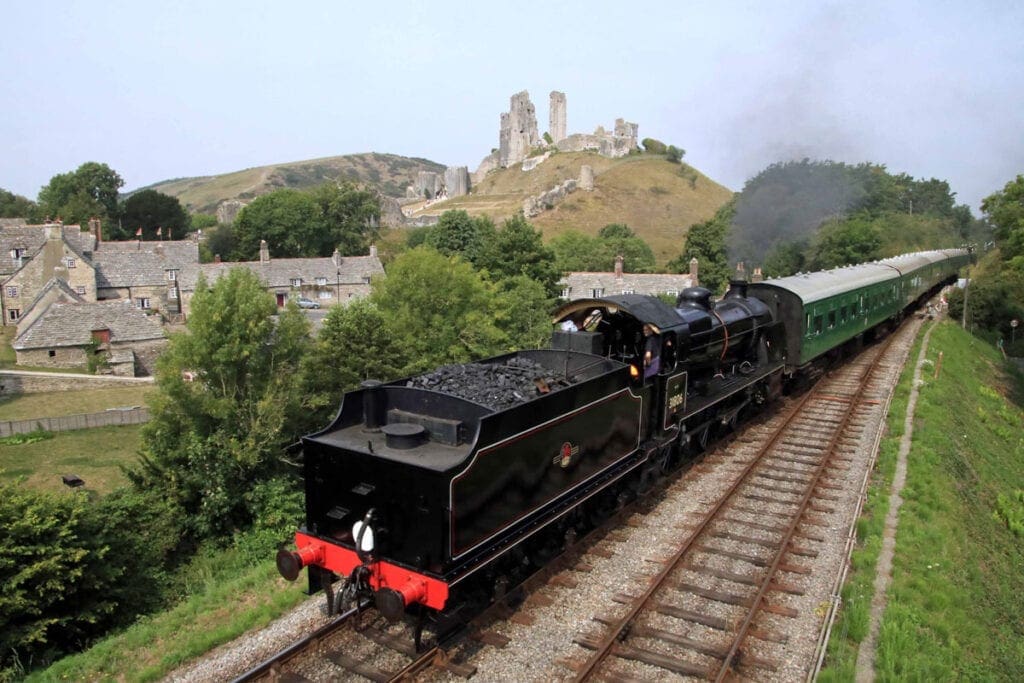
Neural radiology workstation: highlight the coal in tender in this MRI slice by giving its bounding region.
[406,357,579,410]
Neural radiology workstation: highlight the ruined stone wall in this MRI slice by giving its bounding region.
[444,166,470,197]
[499,91,540,168]
[217,199,246,225]
[549,91,567,142]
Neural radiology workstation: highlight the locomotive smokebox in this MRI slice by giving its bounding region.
[361,380,384,431]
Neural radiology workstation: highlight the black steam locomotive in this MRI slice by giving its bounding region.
[278,249,966,636]
[276,283,787,632]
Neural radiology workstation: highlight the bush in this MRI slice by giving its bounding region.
[0,482,184,676]
[641,138,667,154]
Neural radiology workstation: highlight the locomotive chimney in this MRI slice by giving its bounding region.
[361,380,384,431]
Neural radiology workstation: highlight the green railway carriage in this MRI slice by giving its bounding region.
[747,249,968,371]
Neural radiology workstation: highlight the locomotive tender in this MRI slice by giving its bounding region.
[277,248,967,630]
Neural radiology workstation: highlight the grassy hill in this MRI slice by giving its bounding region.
[411,152,733,263]
[141,153,446,214]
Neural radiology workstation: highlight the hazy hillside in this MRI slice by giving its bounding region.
[142,153,446,214]
[411,152,733,263]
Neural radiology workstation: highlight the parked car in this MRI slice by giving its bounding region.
[296,297,321,309]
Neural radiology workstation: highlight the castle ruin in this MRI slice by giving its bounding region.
[549,91,567,143]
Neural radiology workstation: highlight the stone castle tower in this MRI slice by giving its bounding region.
[549,91,567,143]
[498,91,540,168]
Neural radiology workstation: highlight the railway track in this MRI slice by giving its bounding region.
[559,329,906,681]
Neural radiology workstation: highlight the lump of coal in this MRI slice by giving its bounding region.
[406,356,579,410]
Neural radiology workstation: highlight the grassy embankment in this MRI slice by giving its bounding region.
[820,321,1024,680]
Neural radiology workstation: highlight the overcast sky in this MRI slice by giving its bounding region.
[2,1,1021,211]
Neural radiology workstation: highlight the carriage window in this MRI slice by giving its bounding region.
[840,306,848,321]
[813,315,823,334]
[827,311,836,329]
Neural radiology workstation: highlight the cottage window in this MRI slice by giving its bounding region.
[315,277,327,286]
[621,289,635,295]
[291,278,302,288]
[8,309,20,321]
[169,288,178,300]
[561,287,571,298]
[66,258,76,268]
[167,269,178,281]
[5,286,16,297]
[362,275,371,284]
[136,297,151,309]
[10,248,24,259]
[591,288,604,297]
[76,286,86,295]
[48,349,56,357]
[666,290,679,297]
[318,290,331,300]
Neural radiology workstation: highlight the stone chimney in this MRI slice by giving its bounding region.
[88,217,102,243]
[752,267,764,283]
[369,244,378,258]
[689,257,699,288]
[214,254,221,263]
[614,255,624,278]
[734,261,746,281]
[259,240,270,263]
[155,242,164,256]
[332,248,341,267]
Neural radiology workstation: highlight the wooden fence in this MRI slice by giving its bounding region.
[0,407,150,438]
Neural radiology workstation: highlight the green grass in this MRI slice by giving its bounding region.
[821,322,1024,680]
[0,326,15,367]
[0,385,154,421]
[28,547,311,682]
[0,424,143,494]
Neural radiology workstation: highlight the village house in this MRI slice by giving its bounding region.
[174,240,384,310]
[13,298,167,376]
[558,255,700,302]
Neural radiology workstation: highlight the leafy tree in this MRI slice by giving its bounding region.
[763,239,809,278]
[550,230,603,272]
[310,181,381,256]
[808,216,883,269]
[641,138,667,154]
[596,223,656,273]
[666,145,684,163]
[200,223,237,263]
[370,247,506,372]
[130,268,311,538]
[37,162,123,225]
[492,275,556,350]
[232,189,321,260]
[423,210,496,265]
[476,214,562,294]
[982,175,1024,243]
[191,213,219,232]
[301,298,407,423]
[0,188,36,218]
[118,189,189,241]
[232,183,380,261]
[667,202,733,293]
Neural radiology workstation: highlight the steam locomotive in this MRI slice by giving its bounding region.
[276,248,967,634]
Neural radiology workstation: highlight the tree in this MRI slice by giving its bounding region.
[191,213,219,232]
[596,223,656,273]
[129,268,311,538]
[550,230,604,272]
[37,162,123,224]
[809,216,883,269]
[476,214,562,294]
[982,175,1024,243]
[301,298,407,423]
[666,145,684,164]
[232,189,321,260]
[492,275,556,350]
[0,188,36,218]
[118,189,189,241]
[200,223,237,263]
[310,181,381,256]
[370,247,506,372]
[423,210,495,265]
[763,239,809,278]
[667,202,733,293]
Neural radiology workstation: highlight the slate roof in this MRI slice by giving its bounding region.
[93,240,199,288]
[14,300,165,350]
[560,271,694,298]
[176,254,385,290]
[0,225,97,276]
[20,277,87,316]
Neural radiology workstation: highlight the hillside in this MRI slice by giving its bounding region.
[142,153,446,214]
[410,152,733,263]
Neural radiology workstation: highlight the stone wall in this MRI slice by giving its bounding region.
[217,199,247,225]
[0,370,153,395]
[579,165,595,191]
[444,166,470,197]
[411,171,444,199]
[3,232,97,325]
[523,178,579,218]
[549,91,567,142]
[14,337,167,377]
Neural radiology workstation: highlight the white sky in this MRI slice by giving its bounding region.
[2,1,1021,211]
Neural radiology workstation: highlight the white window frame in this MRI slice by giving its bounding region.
[8,308,21,321]
[290,278,302,288]
[5,286,16,298]
[591,288,604,298]
[167,269,178,282]
[318,290,331,300]
[169,287,178,300]
[75,285,86,295]
[315,277,327,286]
[66,258,76,269]
[136,297,151,310]
[561,287,571,298]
